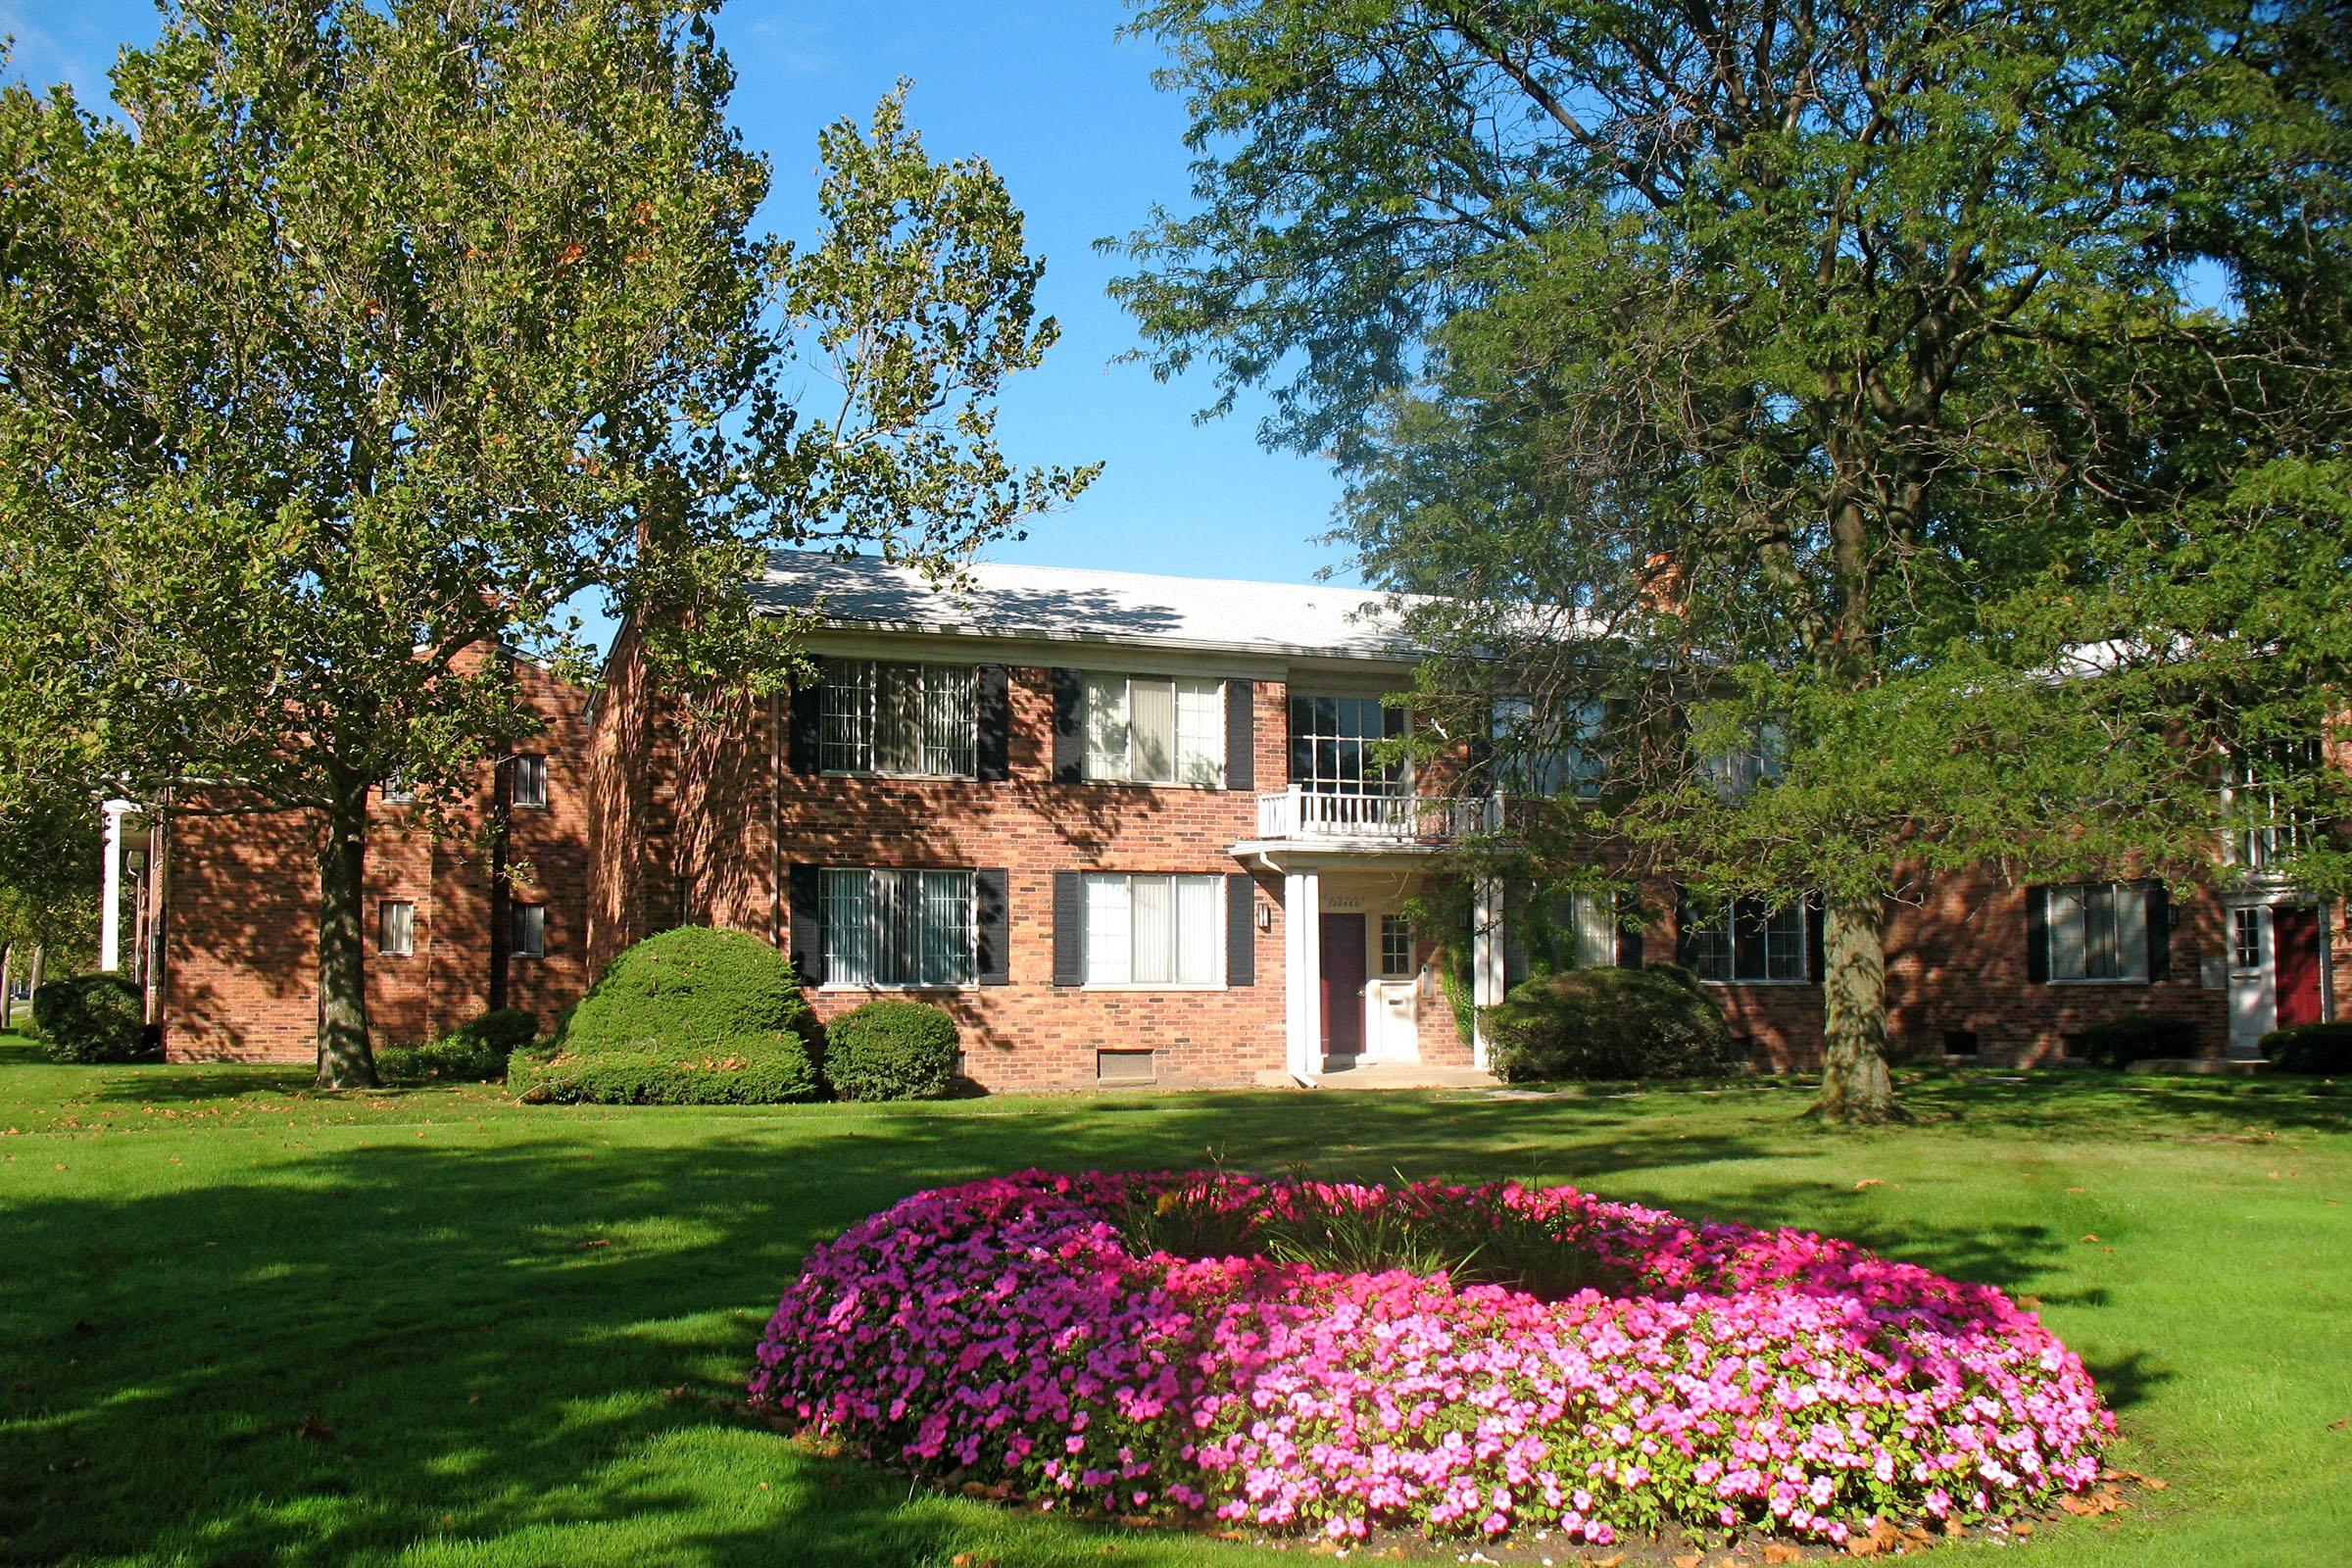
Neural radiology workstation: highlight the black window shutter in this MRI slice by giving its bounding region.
[1052,869,1084,985]
[1226,873,1256,986]
[1805,893,1827,983]
[1224,680,1254,791]
[1615,893,1643,968]
[975,665,1010,781]
[787,662,824,774]
[1050,668,1084,782]
[2143,880,2171,982]
[2025,886,2050,984]
[787,863,823,985]
[975,868,1010,984]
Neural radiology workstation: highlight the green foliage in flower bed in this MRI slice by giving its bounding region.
[2076,1011,2203,1069]
[511,1029,819,1105]
[2262,1021,2352,1075]
[1481,964,1742,1082]
[377,1008,539,1083]
[820,999,958,1101]
[29,974,152,1064]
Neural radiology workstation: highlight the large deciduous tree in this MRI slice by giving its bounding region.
[0,0,1095,1087]
[1115,0,2350,1120]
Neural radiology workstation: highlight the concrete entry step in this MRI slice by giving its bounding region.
[2124,1056,2270,1076]
[1313,1056,1497,1090]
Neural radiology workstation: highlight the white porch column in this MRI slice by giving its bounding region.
[1471,875,1506,1071]
[1283,866,1322,1083]
[99,798,132,972]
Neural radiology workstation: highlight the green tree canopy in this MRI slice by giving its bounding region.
[1116,0,2350,1119]
[0,0,1096,1085]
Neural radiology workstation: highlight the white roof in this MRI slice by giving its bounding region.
[750,550,1423,661]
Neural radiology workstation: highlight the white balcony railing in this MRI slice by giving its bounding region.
[1253,786,1499,845]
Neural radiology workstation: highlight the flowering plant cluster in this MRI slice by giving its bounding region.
[749,1171,2114,1546]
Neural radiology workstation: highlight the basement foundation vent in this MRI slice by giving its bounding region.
[1096,1050,1157,1086]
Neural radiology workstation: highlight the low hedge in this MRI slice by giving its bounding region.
[512,1029,820,1105]
[377,1007,539,1083]
[2073,1010,2201,1069]
[29,974,153,1064]
[822,1000,959,1101]
[1479,964,1742,1083]
[2261,1021,2352,1076]
[564,926,813,1054]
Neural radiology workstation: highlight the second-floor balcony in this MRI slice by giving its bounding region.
[1253,785,1499,846]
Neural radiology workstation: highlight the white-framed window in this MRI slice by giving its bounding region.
[1083,873,1223,987]
[1084,674,1224,785]
[2226,738,2323,872]
[1290,695,1405,793]
[1492,697,1607,798]
[511,755,548,808]
[1379,913,1414,977]
[378,900,416,956]
[821,661,977,777]
[822,868,975,988]
[379,775,416,806]
[510,902,546,959]
[1685,896,1809,983]
[2047,882,2149,982]
[1504,888,1619,986]
[1699,720,1787,800]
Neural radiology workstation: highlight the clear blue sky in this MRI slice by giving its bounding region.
[0,0,1357,620]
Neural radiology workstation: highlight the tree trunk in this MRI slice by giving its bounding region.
[1810,890,1903,1124]
[1,941,12,1030]
[315,794,380,1089]
[26,946,43,1008]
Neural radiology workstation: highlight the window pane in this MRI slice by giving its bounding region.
[872,665,921,774]
[822,869,872,985]
[1174,875,1218,984]
[2112,885,2147,980]
[513,755,547,807]
[919,871,972,986]
[2082,883,2118,979]
[1085,674,1129,779]
[1130,875,1173,984]
[922,667,976,777]
[1572,892,1615,969]
[1380,913,1413,977]
[1763,905,1805,981]
[1130,679,1175,783]
[1687,900,1732,982]
[512,904,545,957]
[1175,679,1223,786]
[2050,886,2088,981]
[1732,898,1770,980]
[1084,874,1132,985]
[822,662,873,771]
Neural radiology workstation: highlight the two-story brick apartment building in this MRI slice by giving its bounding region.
[105,550,2343,1086]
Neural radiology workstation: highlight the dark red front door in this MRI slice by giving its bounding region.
[1320,913,1367,1058]
[2274,906,2324,1029]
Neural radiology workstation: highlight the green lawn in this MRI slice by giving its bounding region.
[2,1036,2347,1567]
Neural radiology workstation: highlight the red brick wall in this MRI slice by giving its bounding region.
[160,654,591,1061]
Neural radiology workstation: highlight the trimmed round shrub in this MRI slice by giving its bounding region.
[1480,963,1741,1082]
[564,925,813,1054]
[2261,1021,2352,1075]
[2074,1009,2200,1069]
[822,1000,958,1101]
[29,975,151,1064]
[752,1171,2117,1549]
[377,1007,539,1083]
[512,1029,819,1105]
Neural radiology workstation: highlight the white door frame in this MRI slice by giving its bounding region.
[2226,891,2334,1057]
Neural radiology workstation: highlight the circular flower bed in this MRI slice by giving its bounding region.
[749,1171,2114,1548]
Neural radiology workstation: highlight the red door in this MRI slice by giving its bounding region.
[2274,906,2324,1029]
[1319,913,1367,1058]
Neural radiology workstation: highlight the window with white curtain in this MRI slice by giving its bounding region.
[2047,882,2149,982]
[821,868,975,987]
[820,661,977,777]
[377,900,416,957]
[1083,873,1221,985]
[1083,674,1223,784]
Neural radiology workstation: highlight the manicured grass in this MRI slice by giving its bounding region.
[2,1034,2347,1567]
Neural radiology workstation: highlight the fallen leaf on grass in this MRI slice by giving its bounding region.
[1673,1554,1703,1568]
[2080,1234,2099,1244]
[1763,1546,1806,1564]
